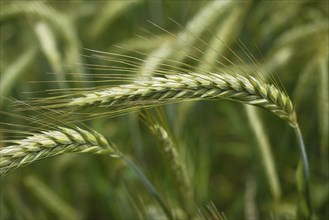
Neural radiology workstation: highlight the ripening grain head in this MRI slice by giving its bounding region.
[39,71,297,127]
[0,126,119,176]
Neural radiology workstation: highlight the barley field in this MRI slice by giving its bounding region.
[0,1,328,219]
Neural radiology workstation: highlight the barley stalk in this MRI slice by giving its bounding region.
[0,126,119,176]
[66,72,297,127]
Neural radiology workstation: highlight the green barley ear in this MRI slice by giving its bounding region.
[56,72,298,127]
[142,111,194,217]
[0,126,119,176]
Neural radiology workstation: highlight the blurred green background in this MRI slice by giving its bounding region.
[0,0,328,219]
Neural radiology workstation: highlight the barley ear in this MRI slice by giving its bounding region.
[149,122,194,217]
[0,126,119,176]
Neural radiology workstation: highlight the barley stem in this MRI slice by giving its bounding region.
[294,125,311,218]
[121,155,173,219]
